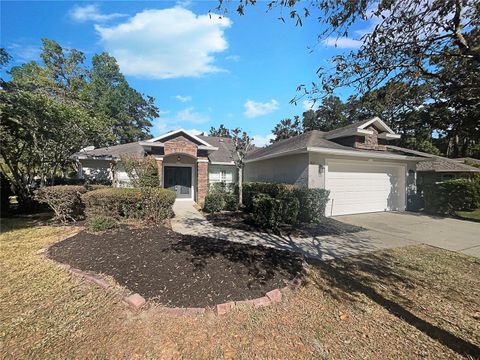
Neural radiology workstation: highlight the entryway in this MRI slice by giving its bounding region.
[164,166,193,199]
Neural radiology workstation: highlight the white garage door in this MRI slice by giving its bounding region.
[325,160,406,216]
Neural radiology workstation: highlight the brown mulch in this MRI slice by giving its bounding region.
[206,211,365,237]
[47,225,303,307]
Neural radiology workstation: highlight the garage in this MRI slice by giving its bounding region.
[325,160,406,216]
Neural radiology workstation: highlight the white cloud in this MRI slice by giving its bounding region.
[176,107,210,124]
[69,4,126,23]
[175,95,192,102]
[252,134,275,147]
[95,8,231,79]
[302,99,318,111]
[7,43,40,62]
[323,37,363,49]
[244,99,279,118]
[185,128,204,135]
[225,54,240,62]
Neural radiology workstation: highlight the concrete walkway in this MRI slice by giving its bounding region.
[171,201,415,261]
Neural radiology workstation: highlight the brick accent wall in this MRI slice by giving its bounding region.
[164,136,198,157]
[155,158,163,186]
[331,126,387,151]
[197,160,208,204]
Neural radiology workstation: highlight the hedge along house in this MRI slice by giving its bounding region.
[74,129,238,204]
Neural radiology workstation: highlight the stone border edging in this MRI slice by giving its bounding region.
[38,232,306,317]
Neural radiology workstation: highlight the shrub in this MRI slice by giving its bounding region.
[423,179,480,214]
[36,185,87,223]
[209,181,237,194]
[243,182,294,211]
[86,215,118,232]
[120,155,159,188]
[82,187,175,222]
[277,190,300,225]
[293,188,330,223]
[0,173,12,217]
[223,193,239,211]
[252,194,282,229]
[203,192,225,213]
[85,184,110,192]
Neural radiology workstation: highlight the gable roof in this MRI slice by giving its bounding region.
[387,146,480,173]
[147,128,214,147]
[75,142,144,160]
[197,135,237,163]
[324,117,400,140]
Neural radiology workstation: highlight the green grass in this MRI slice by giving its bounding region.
[1,217,479,359]
[456,208,480,221]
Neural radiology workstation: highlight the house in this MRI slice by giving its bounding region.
[74,117,431,216]
[384,148,480,186]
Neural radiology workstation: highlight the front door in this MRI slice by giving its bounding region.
[164,166,192,199]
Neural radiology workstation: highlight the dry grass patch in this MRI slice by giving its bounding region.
[1,217,479,359]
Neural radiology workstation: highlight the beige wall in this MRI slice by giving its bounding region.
[244,153,309,186]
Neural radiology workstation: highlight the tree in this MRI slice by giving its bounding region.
[302,95,351,132]
[209,124,231,138]
[230,128,253,206]
[271,116,303,143]
[120,155,159,188]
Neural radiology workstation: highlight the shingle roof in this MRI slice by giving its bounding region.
[76,142,145,159]
[197,135,236,163]
[387,146,480,173]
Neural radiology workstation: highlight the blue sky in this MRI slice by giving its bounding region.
[1,1,367,146]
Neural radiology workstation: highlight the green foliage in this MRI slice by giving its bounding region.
[82,187,175,222]
[423,179,480,215]
[86,215,118,232]
[252,194,282,229]
[35,185,87,223]
[120,155,159,188]
[0,172,13,216]
[208,181,237,194]
[303,96,350,132]
[271,116,303,143]
[223,193,239,211]
[277,190,300,225]
[242,182,294,212]
[208,124,231,138]
[293,188,330,223]
[203,193,225,213]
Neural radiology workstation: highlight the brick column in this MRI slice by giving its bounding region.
[197,159,208,204]
[155,157,163,187]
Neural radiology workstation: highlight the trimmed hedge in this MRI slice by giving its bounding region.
[223,193,239,211]
[243,182,294,211]
[293,188,330,223]
[36,185,87,223]
[203,192,225,213]
[245,182,330,228]
[423,179,480,215]
[82,187,175,222]
[86,215,118,232]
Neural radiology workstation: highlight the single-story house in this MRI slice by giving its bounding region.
[383,148,480,185]
[74,117,433,216]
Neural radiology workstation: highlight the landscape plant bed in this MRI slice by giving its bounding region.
[206,211,365,237]
[47,225,303,308]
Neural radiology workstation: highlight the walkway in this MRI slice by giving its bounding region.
[171,201,415,261]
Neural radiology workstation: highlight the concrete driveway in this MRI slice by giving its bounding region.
[334,212,480,258]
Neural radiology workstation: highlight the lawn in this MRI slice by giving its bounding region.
[1,218,479,359]
[456,208,480,222]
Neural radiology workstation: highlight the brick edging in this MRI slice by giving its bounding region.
[38,233,306,316]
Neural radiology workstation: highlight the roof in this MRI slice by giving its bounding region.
[197,135,237,163]
[387,146,480,173]
[75,142,145,159]
[324,117,400,140]
[454,157,480,166]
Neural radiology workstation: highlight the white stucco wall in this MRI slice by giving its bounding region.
[244,153,309,186]
[79,159,113,182]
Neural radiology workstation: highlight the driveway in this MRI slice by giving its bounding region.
[334,212,480,258]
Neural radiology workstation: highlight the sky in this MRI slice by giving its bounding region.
[1,1,369,146]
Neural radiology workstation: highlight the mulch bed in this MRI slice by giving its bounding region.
[47,225,303,308]
[206,211,365,237]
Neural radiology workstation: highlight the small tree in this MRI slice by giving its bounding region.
[230,128,253,206]
[120,155,159,188]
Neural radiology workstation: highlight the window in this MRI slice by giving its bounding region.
[220,170,226,182]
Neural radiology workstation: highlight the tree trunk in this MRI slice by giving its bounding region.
[238,166,243,207]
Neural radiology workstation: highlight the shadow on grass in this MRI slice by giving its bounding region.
[307,254,480,358]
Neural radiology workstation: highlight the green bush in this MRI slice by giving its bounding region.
[243,182,294,211]
[277,190,300,225]
[223,193,239,211]
[209,181,237,194]
[252,194,282,229]
[203,192,225,213]
[36,185,87,223]
[82,187,175,222]
[293,188,330,223]
[423,179,480,214]
[86,215,118,232]
[120,155,159,188]
[85,184,110,191]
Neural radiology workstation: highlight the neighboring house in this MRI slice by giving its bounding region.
[74,117,435,216]
[385,148,480,185]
